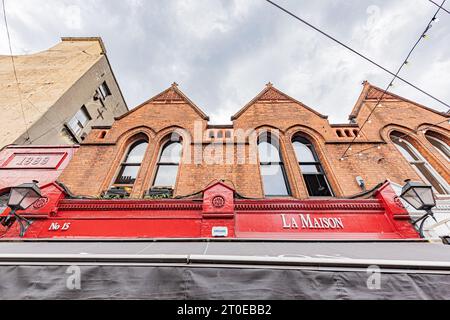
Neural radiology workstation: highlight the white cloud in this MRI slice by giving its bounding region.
[60,5,82,30]
[1,0,449,123]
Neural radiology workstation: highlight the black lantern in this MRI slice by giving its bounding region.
[400,180,437,238]
[400,180,436,211]
[6,180,41,237]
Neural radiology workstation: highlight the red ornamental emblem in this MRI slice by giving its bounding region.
[212,196,225,209]
[33,197,49,209]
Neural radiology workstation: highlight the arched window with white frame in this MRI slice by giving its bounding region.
[152,135,183,189]
[113,139,149,191]
[425,132,450,161]
[391,132,449,195]
[292,135,334,197]
[258,132,291,197]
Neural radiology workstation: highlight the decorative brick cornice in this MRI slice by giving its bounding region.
[234,199,384,211]
[58,199,203,211]
[58,198,384,212]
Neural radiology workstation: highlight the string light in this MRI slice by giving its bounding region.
[265,0,450,111]
[339,0,447,161]
[339,118,449,160]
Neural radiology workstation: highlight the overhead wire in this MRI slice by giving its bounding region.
[428,0,450,14]
[2,0,30,142]
[341,118,449,160]
[339,0,447,159]
[265,0,449,160]
[264,0,450,111]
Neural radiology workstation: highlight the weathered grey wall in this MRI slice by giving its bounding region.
[0,37,128,148]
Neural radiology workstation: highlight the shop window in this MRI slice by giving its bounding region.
[292,135,334,197]
[391,132,449,195]
[426,133,450,161]
[153,137,182,189]
[68,106,91,136]
[258,133,291,197]
[113,140,149,192]
[98,81,111,100]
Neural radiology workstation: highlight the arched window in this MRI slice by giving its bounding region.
[391,132,449,195]
[292,136,333,197]
[153,138,183,188]
[258,133,291,197]
[426,133,450,161]
[113,140,148,188]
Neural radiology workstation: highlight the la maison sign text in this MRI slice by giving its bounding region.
[281,214,344,230]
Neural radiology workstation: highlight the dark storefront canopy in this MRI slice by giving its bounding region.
[0,240,449,300]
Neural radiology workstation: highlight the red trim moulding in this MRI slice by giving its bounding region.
[0,181,420,240]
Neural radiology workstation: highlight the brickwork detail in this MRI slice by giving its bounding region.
[59,82,450,200]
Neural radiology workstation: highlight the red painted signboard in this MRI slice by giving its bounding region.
[0,145,78,192]
[0,180,420,240]
[1,152,67,169]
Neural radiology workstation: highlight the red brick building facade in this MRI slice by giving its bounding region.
[59,81,449,200]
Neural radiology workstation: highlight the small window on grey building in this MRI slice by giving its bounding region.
[68,106,91,136]
[98,81,111,100]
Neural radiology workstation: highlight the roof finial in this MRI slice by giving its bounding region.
[266,82,273,87]
[171,82,179,88]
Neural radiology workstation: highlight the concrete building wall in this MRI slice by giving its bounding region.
[0,37,128,149]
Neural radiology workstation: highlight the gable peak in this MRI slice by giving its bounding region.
[231,84,328,120]
[115,83,209,121]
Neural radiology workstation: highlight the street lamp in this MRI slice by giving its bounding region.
[6,180,41,237]
[400,180,437,238]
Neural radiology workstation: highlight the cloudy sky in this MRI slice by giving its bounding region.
[1,0,449,124]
